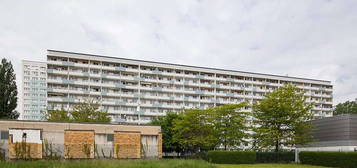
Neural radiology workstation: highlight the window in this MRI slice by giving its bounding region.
[1,131,9,140]
[107,134,114,142]
[32,71,39,76]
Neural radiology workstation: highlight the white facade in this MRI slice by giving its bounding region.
[21,60,47,120]
[22,50,333,124]
[9,129,42,144]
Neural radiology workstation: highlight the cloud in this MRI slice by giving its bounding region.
[0,0,356,110]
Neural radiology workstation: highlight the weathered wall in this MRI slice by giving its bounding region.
[0,120,161,135]
[95,134,113,158]
[8,129,42,159]
[141,135,158,158]
[64,131,95,159]
[0,120,162,159]
[158,133,162,158]
[42,132,64,158]
[8,142,42,159]
[114,132,141,159]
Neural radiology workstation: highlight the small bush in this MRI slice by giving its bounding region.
[0,149,5,161]
[300,151,357,168]
[207,151,256,164]
[256,152,295,163]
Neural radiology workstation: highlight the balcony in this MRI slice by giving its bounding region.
[47,69,67,75]
[47,97,65,102]
[47,87,68,93]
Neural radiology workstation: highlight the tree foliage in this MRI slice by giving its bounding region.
[173,108,218,153]
[333,100,357,115]
[44,108,70,122]
[0,58,19,119]
[252,84,314,152]
[212,103,249,150]
[152,103,249,154]
[150,112,183,154]
[46,100,111,123]
[70,101,111,123]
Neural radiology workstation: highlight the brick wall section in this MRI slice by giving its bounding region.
[64,131,94,159]
[114,132,141,159]
[8,142,42,159]
[158,133,162,158]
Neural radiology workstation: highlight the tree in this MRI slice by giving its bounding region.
[173,108,218,153]
[150,112,183,155]
[252,84,313,152]
[44,108,70,122]
[333,100,357,115]
[212,103,249,150]
[45,100,111,123]
[0,58,19,119]
[70,100,111,123]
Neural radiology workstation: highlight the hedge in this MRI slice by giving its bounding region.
[207,151,256,164]
[256,152,294,163]
[300,151,357,168]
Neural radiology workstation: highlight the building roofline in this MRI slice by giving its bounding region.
[47,49,332,84]
[22,60,47,64]
[0,119,159,127]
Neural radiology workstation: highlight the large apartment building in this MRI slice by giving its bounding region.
[21,50,333,123]
[22,60,47,120]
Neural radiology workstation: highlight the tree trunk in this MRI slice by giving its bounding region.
[275,139,279,152]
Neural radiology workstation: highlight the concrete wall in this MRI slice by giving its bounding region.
[141,135,158,158]
[95,134,113,158]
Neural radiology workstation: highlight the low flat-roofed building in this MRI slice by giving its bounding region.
[299,114,357,151]
[0,120,162,159]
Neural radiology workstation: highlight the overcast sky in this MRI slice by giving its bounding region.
[1,0,356,105]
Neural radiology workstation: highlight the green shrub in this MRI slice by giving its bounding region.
[0,150,5,161]
[300,151,357,168]
[207,150,256,164]
[256,152,295,163]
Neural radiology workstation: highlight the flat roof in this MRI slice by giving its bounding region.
[47,49,331,84]
[0,119,158,126]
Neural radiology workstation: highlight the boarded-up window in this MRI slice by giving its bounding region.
[64,130,95,159]
[114,132,141,159]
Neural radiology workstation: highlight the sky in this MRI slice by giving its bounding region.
[0,0,356,106]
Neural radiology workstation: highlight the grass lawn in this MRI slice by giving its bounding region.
[216,163,329,168]
[0,159,329,168]
[0,159,215,168]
